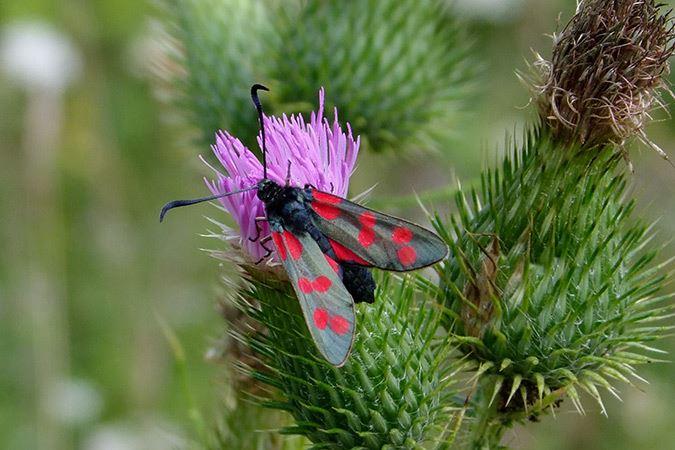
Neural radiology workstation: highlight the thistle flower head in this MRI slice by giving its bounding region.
[528,0,675,152]
[205,88,360,264]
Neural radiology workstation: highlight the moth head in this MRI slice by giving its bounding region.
[256,178,280,203]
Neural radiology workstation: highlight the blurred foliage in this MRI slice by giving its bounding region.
[157,0,273,147]
[1,1,674,450]
[160,0,474,152]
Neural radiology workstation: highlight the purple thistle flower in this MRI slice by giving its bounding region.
[204,88,360,264]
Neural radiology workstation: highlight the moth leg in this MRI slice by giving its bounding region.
[249,216,268,242]
[253,235,273,265]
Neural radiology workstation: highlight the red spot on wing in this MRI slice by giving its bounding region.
[330,240,370,266]
[297,276,333,293]
[298,277,313,293]
[329,314,350,335]
[397,245,417,266]
[312,202,341,220]
[358,227,376,247]
[392,226,413,244]
[357,211,377,247]
[325,254,340,273]
[311,190,343,220]
[272,232,286,260]
[359,211,377,228]
[312,276,332,292]
[313,190,342,204]
[313,306,350,336]
[283,232,303,260]
[313,308,329,330]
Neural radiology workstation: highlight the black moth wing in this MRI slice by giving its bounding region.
[269,223,355,367]
[307,188,448,271]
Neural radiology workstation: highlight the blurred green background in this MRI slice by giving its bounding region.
[1,1,673,449]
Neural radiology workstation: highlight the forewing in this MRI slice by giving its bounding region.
[308,189,448,271]
[270,226,355,366]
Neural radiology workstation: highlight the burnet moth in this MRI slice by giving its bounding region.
[160,85,448,366]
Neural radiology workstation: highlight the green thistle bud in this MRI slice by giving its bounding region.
[271,0,474,152]
[159,0,474,152]
[437,134,669,414]
[235,276,460,448]
[434,1,675,446]
[157,0,272,147]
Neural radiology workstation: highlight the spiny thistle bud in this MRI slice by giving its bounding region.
[236,277,460,449]
[437,136,669,415]
[434,2,675,446]
[271,0,474,152]
[528,0,675,155]
[159,0,474,153]
[156,0,272,146]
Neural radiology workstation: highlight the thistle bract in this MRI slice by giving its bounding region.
[205,89,360,263]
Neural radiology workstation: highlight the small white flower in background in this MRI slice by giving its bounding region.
[84,427,138,450]
[451,0,525,22]
[45,378,103,426]
[83,419,185,450]
[0,21,81,92]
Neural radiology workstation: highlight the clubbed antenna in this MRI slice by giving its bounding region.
[251,84,270,179]
[159,186,257,222]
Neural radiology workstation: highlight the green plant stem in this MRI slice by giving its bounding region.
[469,379,509,450]
[156,314,207,441]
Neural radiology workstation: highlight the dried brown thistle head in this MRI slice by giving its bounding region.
[527,0,675,158]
